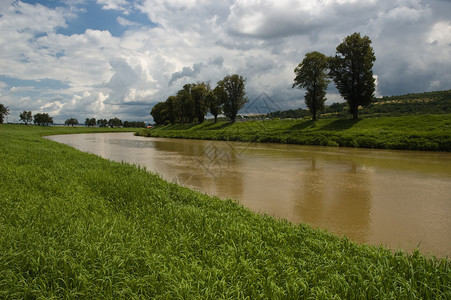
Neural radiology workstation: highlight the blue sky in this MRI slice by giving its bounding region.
[1,0,450,123]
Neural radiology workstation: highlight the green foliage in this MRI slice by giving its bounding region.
[151,101,170,125]
[218,74,247,123]
[33,113,53,126]
[329,33,376,119]
[293,51,330,121]
[1,125,449,298]
[19,111,33,125]
[65,118,79,127]
[123,121,146,128]
[151,82,212,125]
[0,103,9,124]
[151,76,246,125]
[85,117,96,127]
[191,82,210,124]
[97,118,108,127]
[108,117,123,127]
[208,87,223,123]
[138,115,451,151]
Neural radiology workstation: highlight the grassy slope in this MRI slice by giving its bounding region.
[138,114,451,151]
[0,124,449,298]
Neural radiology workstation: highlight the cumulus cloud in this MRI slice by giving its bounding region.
[0,0,450,123]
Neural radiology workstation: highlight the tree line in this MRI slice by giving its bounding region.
[0,107,54,126]
[0,107,145,127]
[293,32,376,120]
[151,74,247,125]
[79,117,145,128]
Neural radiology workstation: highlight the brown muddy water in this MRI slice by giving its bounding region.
[47,132,451,258]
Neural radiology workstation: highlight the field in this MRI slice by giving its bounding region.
[0,124,450,298]
[137,114,451,151]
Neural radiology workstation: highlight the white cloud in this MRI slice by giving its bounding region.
[97,0,130,13]
[117,16,139,26]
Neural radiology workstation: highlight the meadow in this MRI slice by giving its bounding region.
[137,114,451,151]
[0,124,450,298]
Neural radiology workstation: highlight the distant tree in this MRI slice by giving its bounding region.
[293,51,330,121]
[207,87,224,123]
[97,119,108,127]
[33,113,53,126]
[19,111,33,125]
[0,103,9,124]
[329,32,376,119]
[217,74,247,122]
[85,118,96,127]
[108,117,122,127]
[123,121,146,128]
[65,118,79,127]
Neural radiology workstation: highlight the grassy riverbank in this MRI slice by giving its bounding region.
[1,125,450,298]
[137,114,451,151]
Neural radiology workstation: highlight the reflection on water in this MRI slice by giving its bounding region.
[47,133,451,258]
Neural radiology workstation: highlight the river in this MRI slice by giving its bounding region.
[47,132,451,258]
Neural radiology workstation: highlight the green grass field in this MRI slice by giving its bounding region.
[138,114,451,151]
[1,124,450,298]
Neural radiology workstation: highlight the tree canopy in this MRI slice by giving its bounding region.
[150,77,246,125]
[0,103,9,124]
[108,117,123,127]
[34,113,53,126]
[65,118,79,127]
[85,118,96,127]
[19,111,33,125]
[293,51,330,121]
[329,32,376,119]
[207,87,223,123]
[217,74,247,123]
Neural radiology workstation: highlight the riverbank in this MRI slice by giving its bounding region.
[1,125,449,298]
[137,114,451,151]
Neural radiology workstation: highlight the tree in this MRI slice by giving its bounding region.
[19,111,33,125]
[108,117,122,127]
[176,84,195,123]
[207,87,224,123]
[329,32,376,119]
[33,113,53,126]
[293,51,330,121]
[65,118,79,127]
[191,82,210,123]
[217,74,247,122]
[165,96,178,124]
[85,118,96,127]
[0,103,9,124]
[123,121,146,128]
[151,102,170,125]
[97,119,108,127]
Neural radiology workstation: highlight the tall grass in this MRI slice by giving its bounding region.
[1,124,450,298]
[138,114,451,151]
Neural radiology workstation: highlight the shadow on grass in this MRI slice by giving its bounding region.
[290,120,316,131]
[204,122,234,130]
[320,119,361,131]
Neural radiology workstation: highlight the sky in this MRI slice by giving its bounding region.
[0,0,450,123]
